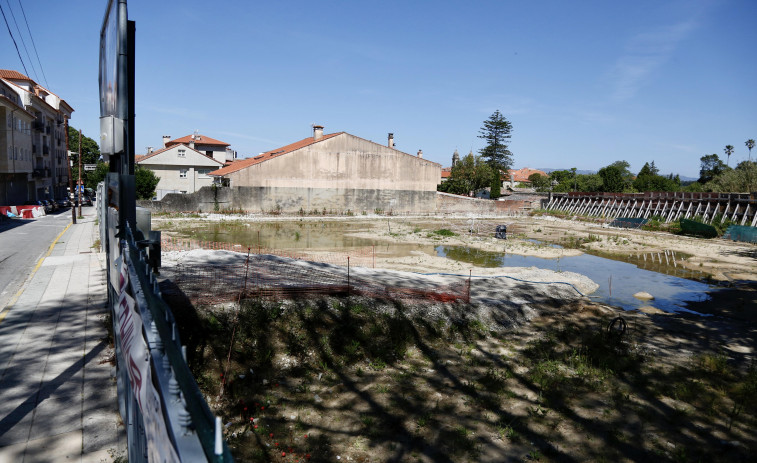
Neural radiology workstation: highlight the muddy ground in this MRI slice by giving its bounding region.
[154,212,757,462]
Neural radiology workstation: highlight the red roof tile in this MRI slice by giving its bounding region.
[209,133,343,176]
[441,167,452,178]
[507,167,547,183]
[167,134,230,147]
[136,144,223,165]
[0,70,32,81]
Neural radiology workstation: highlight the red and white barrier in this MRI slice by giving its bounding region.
[0,205,45,219]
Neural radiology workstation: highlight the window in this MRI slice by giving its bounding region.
[179,169,188,178]
[198,169,210,177]
[178,149,186,157]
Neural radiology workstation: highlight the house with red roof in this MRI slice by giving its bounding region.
[137,134,227,199]
[207,125,441,212]
[504,167,548,189]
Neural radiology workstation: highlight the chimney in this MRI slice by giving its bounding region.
[146,146,153,154]
[388,133,394,148]
[162,135,171,148]
[313,125,324,141]
[417,149,423,158]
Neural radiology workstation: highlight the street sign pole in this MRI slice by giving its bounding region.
[78,129,83,217]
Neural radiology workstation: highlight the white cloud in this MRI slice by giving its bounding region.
[607,19,698,102]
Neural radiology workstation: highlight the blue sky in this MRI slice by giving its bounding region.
[3,0,756,178]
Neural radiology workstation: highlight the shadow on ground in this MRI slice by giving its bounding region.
[158,273,757,463]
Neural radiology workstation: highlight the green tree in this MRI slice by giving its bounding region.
[699,154,727,183]
[478,110,514,172]
[746,139,755,162]
[528,173,551,192]
[598,165,625,192]
[135,166,160,200]
[86,162,109,190]
[724,145,734,167]
[706,161,757,192]
[490,174,501,199]
[68,127,101,187]
[440,152,494,196]
[633,161,679,191]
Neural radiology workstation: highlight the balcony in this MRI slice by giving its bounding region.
[32,168,50,178]
[33,120,44,132]
[43,145,50,155]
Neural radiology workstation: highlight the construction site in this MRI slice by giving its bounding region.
[149,210,756,462]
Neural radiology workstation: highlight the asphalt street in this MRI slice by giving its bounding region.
[0,210,73,312]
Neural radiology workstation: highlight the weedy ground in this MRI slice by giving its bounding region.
[166,293,756,463]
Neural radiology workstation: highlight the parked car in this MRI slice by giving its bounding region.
[26,200,52,213]
[56,197,72,208]
[73,195,93,206]
[43,199,58,212]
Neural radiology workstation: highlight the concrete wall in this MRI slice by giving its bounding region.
[139,185,438,213]
[138,187,542,216]
[437,192,545,214]
[227,133,441,192]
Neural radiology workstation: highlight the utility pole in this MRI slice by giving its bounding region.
[78,129,82,217]
[65,120,75,224]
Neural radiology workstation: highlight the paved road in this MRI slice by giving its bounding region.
[0,209,74,311]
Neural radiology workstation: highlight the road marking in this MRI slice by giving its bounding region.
[0,221,72,325]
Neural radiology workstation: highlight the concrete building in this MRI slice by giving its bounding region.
[0,70,74,203]
[0,79,35,205]
[205,125,441,212]
[136,141,225,200]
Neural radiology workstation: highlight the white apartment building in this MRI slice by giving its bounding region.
[136,140,225,200]
[0,70,74,203]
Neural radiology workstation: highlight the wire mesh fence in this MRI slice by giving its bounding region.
[171,253,470,306]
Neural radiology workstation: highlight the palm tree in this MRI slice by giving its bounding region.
[747,139,755,162]
[724,145,734,166]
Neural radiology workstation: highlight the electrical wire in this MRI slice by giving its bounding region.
[4,0,38,83]
[16,0,47,88]
[0,2,29,77]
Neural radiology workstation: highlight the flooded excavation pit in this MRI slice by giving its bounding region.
[435,245,713,315]
[160,219,716,315]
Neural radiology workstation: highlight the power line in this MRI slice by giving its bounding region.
[0,2,29,77]
[4,0,39,83]
[16,0,47,88]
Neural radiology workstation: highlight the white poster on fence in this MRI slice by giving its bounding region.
[115,275,151,412]
[144,384,181,463]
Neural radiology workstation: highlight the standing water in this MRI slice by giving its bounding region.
[435,246,713,315]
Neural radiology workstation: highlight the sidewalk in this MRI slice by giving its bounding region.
[0,205,125,462]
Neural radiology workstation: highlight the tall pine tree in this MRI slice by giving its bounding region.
[478,110,514,172]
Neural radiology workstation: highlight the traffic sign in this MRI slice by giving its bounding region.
[84,164,97,171]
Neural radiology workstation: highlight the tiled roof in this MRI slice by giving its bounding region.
[441,167,452,178]
[209,133,343,176]
[507,167,548,183]
[0,70,32,81]
[136,144,224,165]
[167,134,230,147]
[0,70,73,114]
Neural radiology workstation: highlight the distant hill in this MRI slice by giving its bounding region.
[537,168,698,182]
[537,168,595,175]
